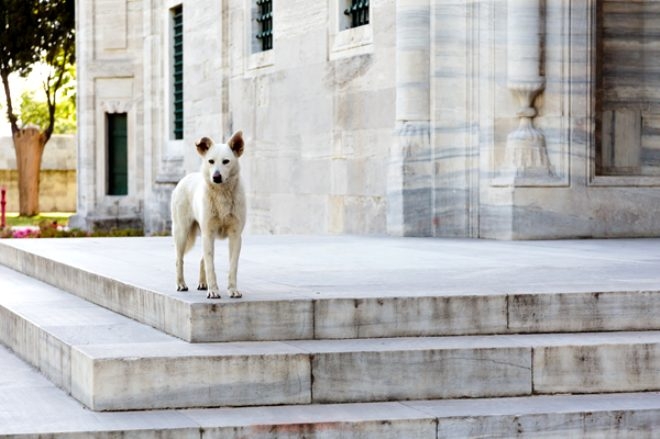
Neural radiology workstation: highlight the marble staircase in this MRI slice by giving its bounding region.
[1,236,659,437]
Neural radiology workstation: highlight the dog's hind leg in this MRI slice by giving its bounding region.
[227,233,242,299]
[202,232,221,299]
[173,222,197,292]
[197,257,208,290]
[174,231,188,292]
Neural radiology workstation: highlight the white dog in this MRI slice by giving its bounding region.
[171,131,246,299]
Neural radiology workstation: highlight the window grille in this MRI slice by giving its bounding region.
[256,0,273,51]
[344,0,369,28]
[172,5,184,140]
[107,113,128,196]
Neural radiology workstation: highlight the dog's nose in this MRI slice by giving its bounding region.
[213,172,223,183]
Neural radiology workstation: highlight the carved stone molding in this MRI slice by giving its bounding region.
[100,100,132,114]
[501,0,555,186]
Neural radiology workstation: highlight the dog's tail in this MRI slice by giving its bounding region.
[173,221,199,255]
[183,223,199,253]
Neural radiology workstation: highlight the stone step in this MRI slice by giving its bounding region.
[2,265,660,411]
[1,237,660,342]
[2,343,660,438]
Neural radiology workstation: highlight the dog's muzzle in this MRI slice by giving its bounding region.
[213,172,223,184]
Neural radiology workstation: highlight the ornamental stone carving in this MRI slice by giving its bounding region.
[100,100,132,114]
[502,0,555,185]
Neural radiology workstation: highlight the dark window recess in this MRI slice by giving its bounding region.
[107,113,128,196]
[172,5,184,140]
[344,0,369,28]
[256,0,272,51]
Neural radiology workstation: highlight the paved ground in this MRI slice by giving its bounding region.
[2,235,660,301]
[1,235,660,436]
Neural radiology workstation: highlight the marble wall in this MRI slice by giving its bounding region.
[227,0,396,235]
[73,0,660,238]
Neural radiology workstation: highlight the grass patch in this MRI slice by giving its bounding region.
[5,212,74,227]
[1,212,145,238]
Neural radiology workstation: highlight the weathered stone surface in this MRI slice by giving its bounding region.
[71,343,310,411]
[8,260,660,411]
[412,393,660,438]
[307,341,531,403]
[509,291,660,333]
[190,300,314,343]
[1,267,310,411]
[2,236,660,436]
[314,295,506,339]
[5,237,660,344]
[4,341,660,438]
[533,340,660,394]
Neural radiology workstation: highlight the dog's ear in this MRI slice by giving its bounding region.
[227,130,244,157]
[196,137,213,156]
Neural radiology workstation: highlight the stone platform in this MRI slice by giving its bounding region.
[1,235,660,437]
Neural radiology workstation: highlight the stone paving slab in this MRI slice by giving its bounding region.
[2,344,660,438]
[1,236,660,342]
[3,265,660,411]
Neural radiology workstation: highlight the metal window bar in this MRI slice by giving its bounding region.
[172,6,184,140]
[256,0,272,51]
[344,0,369,28]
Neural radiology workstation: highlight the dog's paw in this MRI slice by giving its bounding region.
[176,284,188,292]
[197,283,208,291]
[229,289,242,299]
[207,290,221,299]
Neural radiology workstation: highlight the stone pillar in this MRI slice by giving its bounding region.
[387,0,432,236]
[68,0,94,230]
[501,0,554,185]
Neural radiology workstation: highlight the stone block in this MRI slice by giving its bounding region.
[206,418,436,439]
[533,341,660,394]
[436,410,660,438]
[72,343,311,411]
[509,291,660,333]
[411,392,660,437]
[314,295,506,339]
[189,300,314,342]
[306,338,531,403]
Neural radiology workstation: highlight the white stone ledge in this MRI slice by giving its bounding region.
[3,265,660,410]
[3,238,660,343]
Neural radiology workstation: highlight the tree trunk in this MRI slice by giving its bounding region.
[13,127,46,216]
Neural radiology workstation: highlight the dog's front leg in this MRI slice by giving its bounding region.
[175,248,187,291]
[202,232,221,299]
[227,233,242,298]
[197,257,207,290]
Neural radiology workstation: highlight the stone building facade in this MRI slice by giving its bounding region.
[72,0,660,239]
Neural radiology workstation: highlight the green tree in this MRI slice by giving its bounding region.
[0,0,75,215]
[19,62,76,134]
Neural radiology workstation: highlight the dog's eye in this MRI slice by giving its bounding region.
[222,159,230,165]
[208,159,215,164]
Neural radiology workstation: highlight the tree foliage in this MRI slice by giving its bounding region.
[20,89,76,134]
[0,0,75,140]
[1,0,75,215]
[19,61,76,134]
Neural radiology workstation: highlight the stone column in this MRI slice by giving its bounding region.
[502,0,554,184]
[68,0,94,230]
[387,0,432,236]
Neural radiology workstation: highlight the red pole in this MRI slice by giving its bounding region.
[1,187,6,229]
